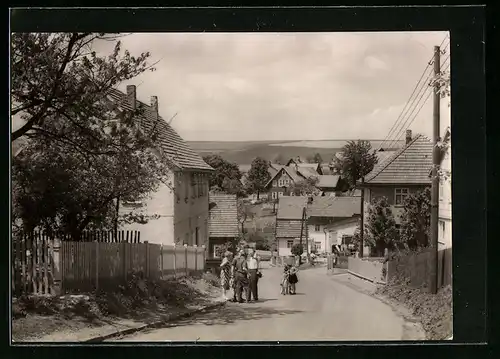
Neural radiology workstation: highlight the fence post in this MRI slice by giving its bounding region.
[144,241,150,278]
[52,238,62,295]
[184,244,188,277]
[95,241,99,291]
[193,245,198,272]
[202,245,206,272]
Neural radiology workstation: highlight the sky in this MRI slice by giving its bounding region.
[14,31,451,143]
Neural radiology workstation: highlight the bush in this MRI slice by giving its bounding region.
[291,243,304,257]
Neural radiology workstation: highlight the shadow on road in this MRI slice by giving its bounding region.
[157,303,303,328]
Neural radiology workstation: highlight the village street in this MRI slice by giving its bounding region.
[108,263,407,342]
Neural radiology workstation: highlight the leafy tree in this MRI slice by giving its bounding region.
[12,119,170,238]
[11,33,155,143]
[334,140,378,189]
[237,200,253,234]
[289,177,320,196]
[291,243,304,257]
[202,155,242,192]
[364,196,398,256]
[246,157,271,200]
[307,153,323,164]
[399,188,431,250]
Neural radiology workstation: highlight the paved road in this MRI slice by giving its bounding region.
[109,264,406,342]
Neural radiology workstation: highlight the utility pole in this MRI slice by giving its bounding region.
[299,206,306,265]
[430,45,441,294]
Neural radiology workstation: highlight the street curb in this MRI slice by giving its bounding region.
[347,270,387,285]
[84,300,227,343]
[329,275,426,341]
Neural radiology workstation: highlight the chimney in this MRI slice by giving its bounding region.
[126,85,136,111]
[150,96,158,120]
[405,129,412,145]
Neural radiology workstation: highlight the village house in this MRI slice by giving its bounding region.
[275,195,362,256]
[316,175,349,196]
[265,165,303,200]
[436,127,452,249]
[306,196,361,254]
[359,130,433,233]
[275,196,309,257]
[206,193,239,272]
[114,85,214,246]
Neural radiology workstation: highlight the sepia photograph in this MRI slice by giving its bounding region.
[11,30,453,343]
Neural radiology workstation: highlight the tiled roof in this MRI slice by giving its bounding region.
[107,88,213,171]
[296,167,320,179]
[208,194,239,238]
[276,196,308,220]
[297,163,320,170]
[307,196,361,218]
[317,175,340,189]
[276,219,306,238]
[364,134,433,185]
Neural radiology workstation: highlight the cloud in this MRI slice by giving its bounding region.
[90,31,450,141]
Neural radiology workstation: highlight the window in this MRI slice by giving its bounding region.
[439,220,446,238]
[213,244,223,258]
[195,227,200,246]
[439,182,444,201]
[273,180,277,187]
[395,188,410,206]
[284,179,290,186]
[314,225,321,232]
[278,192,284,197]
[272,192,278,199]
[287,240,294,248]
[278,179,284,187]
[315,242,322,250]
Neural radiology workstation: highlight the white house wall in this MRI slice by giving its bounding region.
[308,224,328,253]
[439,139,452,249]
[119,174,175,245]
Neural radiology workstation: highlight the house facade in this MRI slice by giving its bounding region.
[307,196,361,254]
[275,196,309,256]
[116,85,214,246]
[438,128,452,249]
[360,130,433,239]
[206,193,239,272]
[266,166,301,200]
[325,217,362,255]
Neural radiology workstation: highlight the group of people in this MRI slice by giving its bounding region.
[281,264,299,295]
[219,247,262,303]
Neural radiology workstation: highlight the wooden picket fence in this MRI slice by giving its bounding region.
[12,232,55,296]
[12,231,206,296]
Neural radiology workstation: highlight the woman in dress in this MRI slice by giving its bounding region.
[219,251,233,300]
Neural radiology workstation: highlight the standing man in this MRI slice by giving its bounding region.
[247,248,260,302]
[232,249,250,303]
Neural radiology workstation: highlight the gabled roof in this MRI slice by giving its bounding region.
[317,175,340,189]
[276,196,308,220]
[208,194,239,238]
[276,220,305,239]
[296,167,320,179]
[266,166,302,187]
[307,196,361,218]
[364,134,433,185]
[107,88,212,171]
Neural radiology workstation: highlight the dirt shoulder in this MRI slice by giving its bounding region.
[12,274,222,342]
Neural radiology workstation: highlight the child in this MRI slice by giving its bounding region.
[288,265,299,295]
[280,264,290,295]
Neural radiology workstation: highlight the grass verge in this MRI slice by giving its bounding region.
[12,273,221,342]
[376,280,452,340]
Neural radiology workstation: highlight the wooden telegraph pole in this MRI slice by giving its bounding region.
[299,206,306,265]
[430,45,441,294]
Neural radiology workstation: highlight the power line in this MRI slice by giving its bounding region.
[378,35,449,151]
[385,54,451,147]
